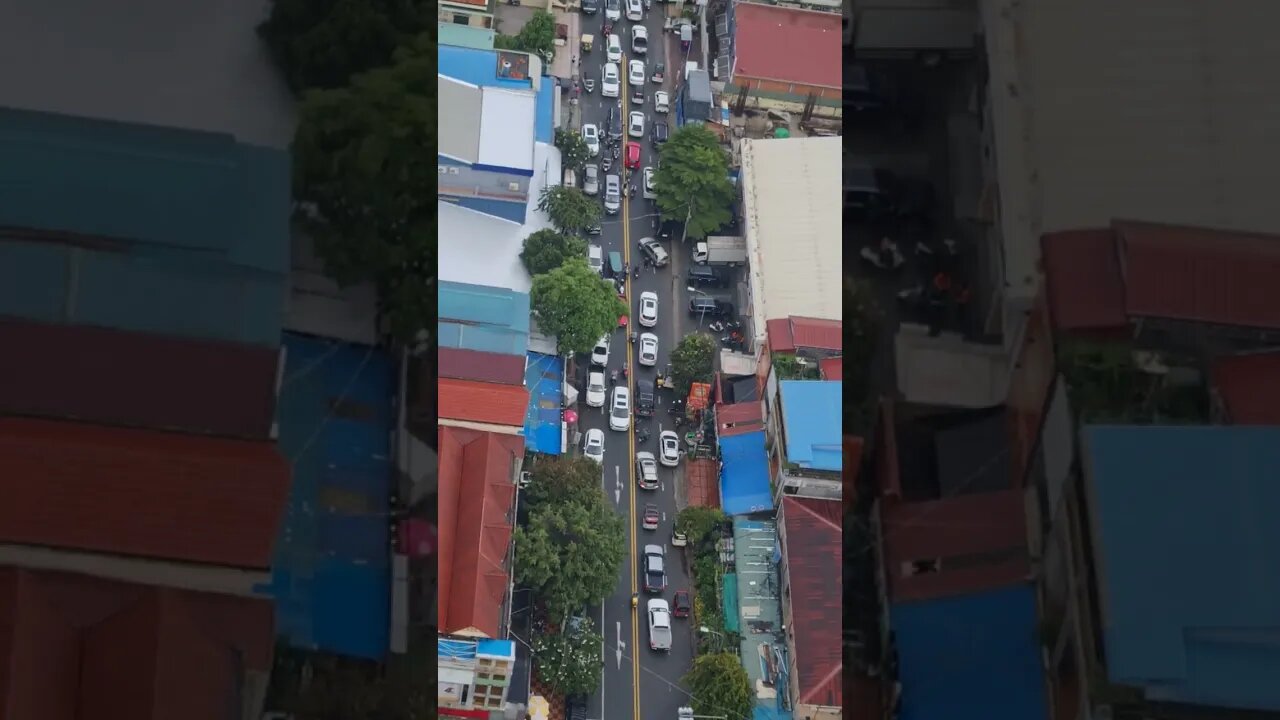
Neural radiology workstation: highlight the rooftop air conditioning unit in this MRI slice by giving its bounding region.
[518,471,532,488]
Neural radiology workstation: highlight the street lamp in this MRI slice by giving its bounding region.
[698,625,725,652]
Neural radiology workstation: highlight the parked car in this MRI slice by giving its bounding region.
[647,598,672,650]
[631,25,648,54]
[671,590,691,618]
[637,236,668,266]
[628,59,646,86]
[591,335,610,366]
[688,297,734,317]
[651,62,665,84]
[670,527,687,547]
[604,174,621,214]
[583,428,605,463]
[628,111,645,138]
[638,332,659,366]
[587,243,603,273]
[582,124,600,156]
[582,0,599,13]
[845,164,935,225]
[642,544,666,593]
[636,451,658,489]
[654,90,669,113]
[650,120,668,145]
[583,164,600,195]
[642,503,660,530]
[658,430,680,466]
[642,167,657,199]
[586,371,607,407]
[602,62,620,97]
[610,386,632,431]
[686,265,728,288]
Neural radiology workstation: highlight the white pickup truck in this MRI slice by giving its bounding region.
[647,598,672,651]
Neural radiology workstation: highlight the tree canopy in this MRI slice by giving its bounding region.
[514,499,626,621]
[494,10,557,62]
[555,127,591,172]
[531,259,628,355]
[676,506,727,549]
[258,0,433,93]
[523,456,609,509]
[271,645,431,720]
[291,33,436,342]
[683,653,753,720]
[654,125,735,240]
[521,229,588,277]
[539,185,603,236]
[669,332,716,394]
[532,617,605,696]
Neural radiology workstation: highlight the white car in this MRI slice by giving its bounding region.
[642,167,657,199]
[583,428,606,464]
[602,63,620,98]
[610,386,632,431]
[582,124,600,157]
[638,333,659,366]
[628,59,646,87]
[635,451,658,489]
[628,111,645,138]
[605,0,621,21]
[591,335,610,366]
[604,174,621,214]
[587,243,603,273]
[626,0,643,21]
[631,25,648,55]
[647,598,672,651]
[654,90,669,113]
[584,164,600,195]
[637,236,669,267]
[638,291,658,327]
[586,371,607,407]
[607,34,623,64]
[659,430,680,467]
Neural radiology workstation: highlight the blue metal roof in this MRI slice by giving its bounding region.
[892,585,1049,720]
[523,352,563,454]
[438,281,531,333]
[476,638,516,658]
[439,320,528,357]
[779,380,842,471]
[1084,425,1280,711]
[438,45,554,143]
[0,108,289,346]
[719,430,772,516]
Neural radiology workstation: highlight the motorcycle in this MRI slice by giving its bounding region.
[708,321,724,331]
[583,78,595,94]
[636,428,651,443]
[602,156,612,172]
[632,264,641,279]
[860,239,905,271]
[724,320,741,330]
[612,145,620,159]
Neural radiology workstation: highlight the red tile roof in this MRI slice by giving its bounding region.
[781,497,843,708]
[882,489,1030,603]
[438,347,526,386]
[788,317,842,351]
[1116,220,1280,330]
[766,318,795,353]
[439,378,528,428]
[0,418,289,568]
[0,566,274,720]
[0,317,278,439]
[716,401,764,437]
[437,426,524,638]
[733,3,841,89]
[1041,229,1128,331]
[1212,353,1280,425]
[819,357,842,380]
[684,459,721,508]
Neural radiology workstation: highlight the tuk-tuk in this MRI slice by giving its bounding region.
[607,251,623,277]
[581,34,593,53]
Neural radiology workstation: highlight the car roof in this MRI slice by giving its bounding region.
[660,430,678,439]
[644,543,661,553]
[586,427,603,438]
[641,332,658,341]
[636,451,654,459]
[614,386,629,397]
[647,598,667,609]
[641,289,657,298]
[589,370,605,379]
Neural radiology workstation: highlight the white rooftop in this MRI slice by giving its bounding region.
[739,136,842,342]
[478,87,536,172]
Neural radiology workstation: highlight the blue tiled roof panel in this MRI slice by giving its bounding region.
[779,380,842,471]
[719,430,771,516]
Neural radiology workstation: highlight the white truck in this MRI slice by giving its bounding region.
[647,598,672,651]
[692,235,747,266]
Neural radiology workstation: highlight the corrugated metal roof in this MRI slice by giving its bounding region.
[780,497,843,707]
[891,585,1049,720]
[0,567,275,720]
[1117,220,1280,329]
[733,3,841,89]
[437,427,524,638]
[716,401,764,437]
[684,458,720,508]
[477,87,536,173]
[779,381,842,471]
[438,319,529,357]
[766,318,795,353]
[438,378,529,428]
[1212,352,1280,425]
[438,347,527,386]
[789,316,842,351]
[1083,425,1280,710]
[882,489,1029,603]
[1041,229,1128,331]
[438,281,531,333]
[0,418,289,568]
[0,316,278,439]
[819,357,842,380]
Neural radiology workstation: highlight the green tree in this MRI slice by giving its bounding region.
[669,332,716,395]
[531,259,627,355]
[676,506,727,548]
[683,653,753,720]
[532,617,605,696]
[258,0,432,93]
[521,229,588,277]
[510,10,557,61]
[539,185,602,235]
[523,456,608,509]
[555,127,591,172]
[273,647,431,720]
[654,125,735,240]
[291,34,436,342]
[515,500,626,621]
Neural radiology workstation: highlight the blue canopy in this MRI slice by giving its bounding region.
[719,431,772,516]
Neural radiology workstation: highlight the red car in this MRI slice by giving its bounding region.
[625,141,641,169]
[672,590,691,618]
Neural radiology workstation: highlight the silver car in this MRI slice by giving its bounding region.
[604,174,621,214]
[584,164,600,196]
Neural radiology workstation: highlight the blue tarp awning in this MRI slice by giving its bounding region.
[719,431,771,515]
[523,352,563,454]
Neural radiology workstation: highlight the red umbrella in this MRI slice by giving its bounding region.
[564,409,579,424]
[619,315,629,328]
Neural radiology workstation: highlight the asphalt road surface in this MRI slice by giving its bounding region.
[576,4,699,719]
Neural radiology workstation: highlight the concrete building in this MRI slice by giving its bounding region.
[439,76,539,223]
[439,0,498,32]
[777,497,843,720]
[767,381,843,505]
[439,636,517,714]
